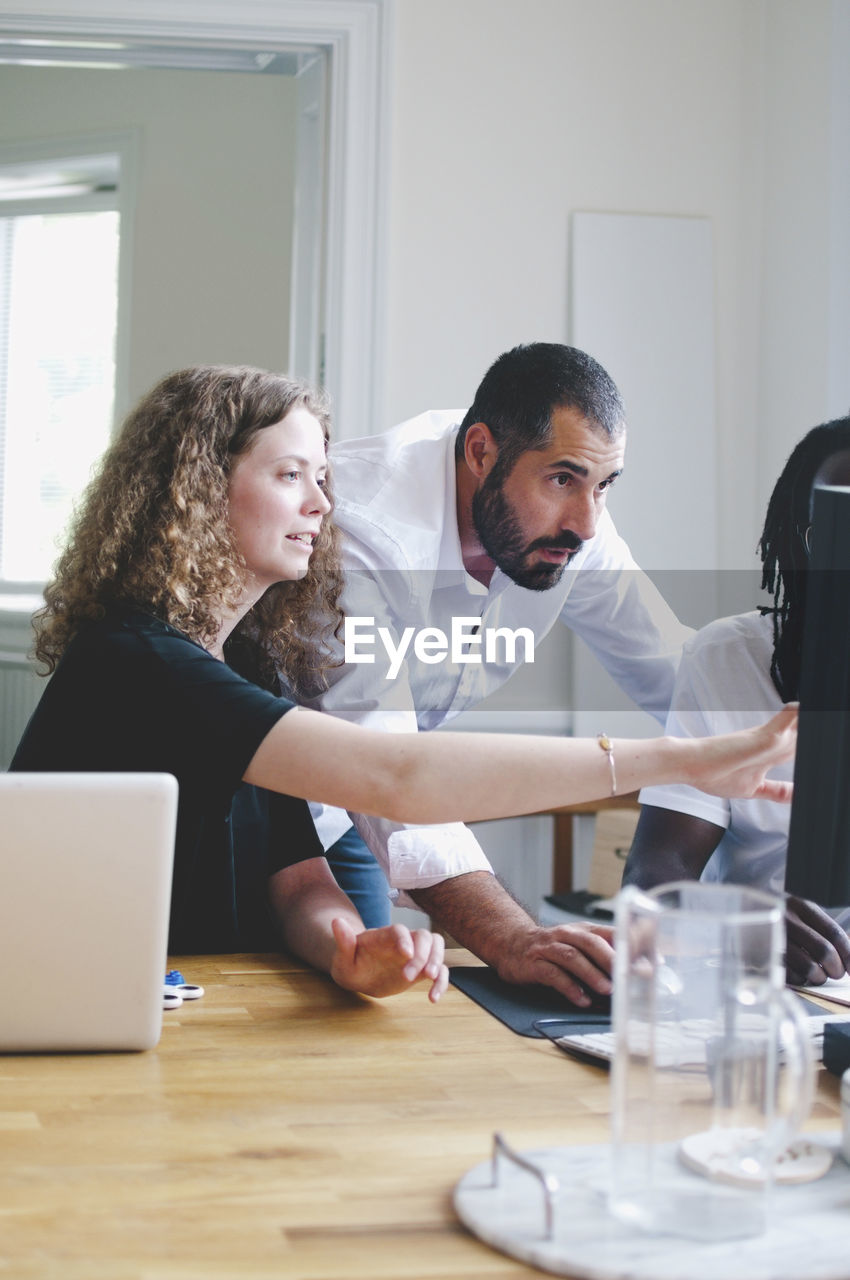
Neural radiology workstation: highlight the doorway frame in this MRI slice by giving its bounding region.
[0,0,391,437]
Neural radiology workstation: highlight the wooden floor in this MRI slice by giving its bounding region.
[0,951,844,1279]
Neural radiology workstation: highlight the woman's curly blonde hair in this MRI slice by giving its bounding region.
[34,364,344,696]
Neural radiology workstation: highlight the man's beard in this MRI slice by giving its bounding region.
[471,475,582,591]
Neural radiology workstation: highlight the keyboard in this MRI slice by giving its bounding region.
[552,1010,850,1067]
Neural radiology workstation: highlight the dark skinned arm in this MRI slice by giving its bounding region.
[621,803,724,888]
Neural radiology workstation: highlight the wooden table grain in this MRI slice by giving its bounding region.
[1,951,843,1280]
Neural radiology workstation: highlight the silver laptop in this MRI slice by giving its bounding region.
[0,773,177,1052]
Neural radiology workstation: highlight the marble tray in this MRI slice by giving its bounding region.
[453,1134,850,1280]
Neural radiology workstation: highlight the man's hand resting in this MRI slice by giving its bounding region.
[494,921,614,1007]
[411,872,614,1006]
[785,896,850,986]
[329,918,448,1002]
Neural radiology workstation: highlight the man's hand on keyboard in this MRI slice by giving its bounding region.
[411,871,614,1007]
[785,896,850,986]
[495,921,614,1008]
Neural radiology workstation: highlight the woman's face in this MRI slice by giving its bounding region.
[227,406,331,594]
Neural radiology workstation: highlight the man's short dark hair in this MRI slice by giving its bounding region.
[455,342,625,477]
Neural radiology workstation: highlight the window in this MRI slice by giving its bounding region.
[0,143,125,591]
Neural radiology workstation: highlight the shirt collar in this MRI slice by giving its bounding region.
[435,431,503,599]
[436,428,466,573]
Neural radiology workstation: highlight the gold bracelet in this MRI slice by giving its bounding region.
[597,732,617,796]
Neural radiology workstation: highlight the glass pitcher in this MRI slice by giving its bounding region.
[609,881,814,1241]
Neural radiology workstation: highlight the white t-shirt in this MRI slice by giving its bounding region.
[315,410,691,896]
[639,610,850,927]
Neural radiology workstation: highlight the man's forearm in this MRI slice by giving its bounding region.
[268,859,362,974]
[410,870,615,1004]
[410,872,535,967]
[621,806,724,888]
[620,845,694,889]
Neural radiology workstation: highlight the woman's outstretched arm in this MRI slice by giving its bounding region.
[247,704,796,1008]
[244,703,797,823]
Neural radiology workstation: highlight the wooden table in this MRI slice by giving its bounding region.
[0,952,843,1280]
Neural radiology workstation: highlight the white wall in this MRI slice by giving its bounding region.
[384,0,755,533]
[383,0,849,577]
[0,64,298,410]
[755,0,850,520]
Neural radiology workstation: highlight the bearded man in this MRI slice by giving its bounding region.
[311,342,691,1002]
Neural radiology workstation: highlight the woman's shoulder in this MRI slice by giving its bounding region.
[62,607,208,676]
[83,606,197,647]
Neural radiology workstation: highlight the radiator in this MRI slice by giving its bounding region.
[0,653,43,768]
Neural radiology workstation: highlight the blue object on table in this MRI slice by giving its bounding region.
[164,968,204,1003]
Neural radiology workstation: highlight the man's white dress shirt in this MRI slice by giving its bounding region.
[313,410,691,899]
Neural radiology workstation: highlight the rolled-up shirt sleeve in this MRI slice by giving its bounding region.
[357,815,493,904]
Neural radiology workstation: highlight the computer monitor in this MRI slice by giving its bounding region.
[785,484,850,904]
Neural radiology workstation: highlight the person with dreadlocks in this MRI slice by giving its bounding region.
[623,415,850,986]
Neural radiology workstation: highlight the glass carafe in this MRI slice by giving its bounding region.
[610,882,814,1241]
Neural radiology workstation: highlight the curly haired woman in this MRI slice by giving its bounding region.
[12,365,797,1001]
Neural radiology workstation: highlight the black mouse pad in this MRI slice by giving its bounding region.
[449,965,611,1037]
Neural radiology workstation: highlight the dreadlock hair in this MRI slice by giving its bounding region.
[34,365,344,698]
[759,415,850,701]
